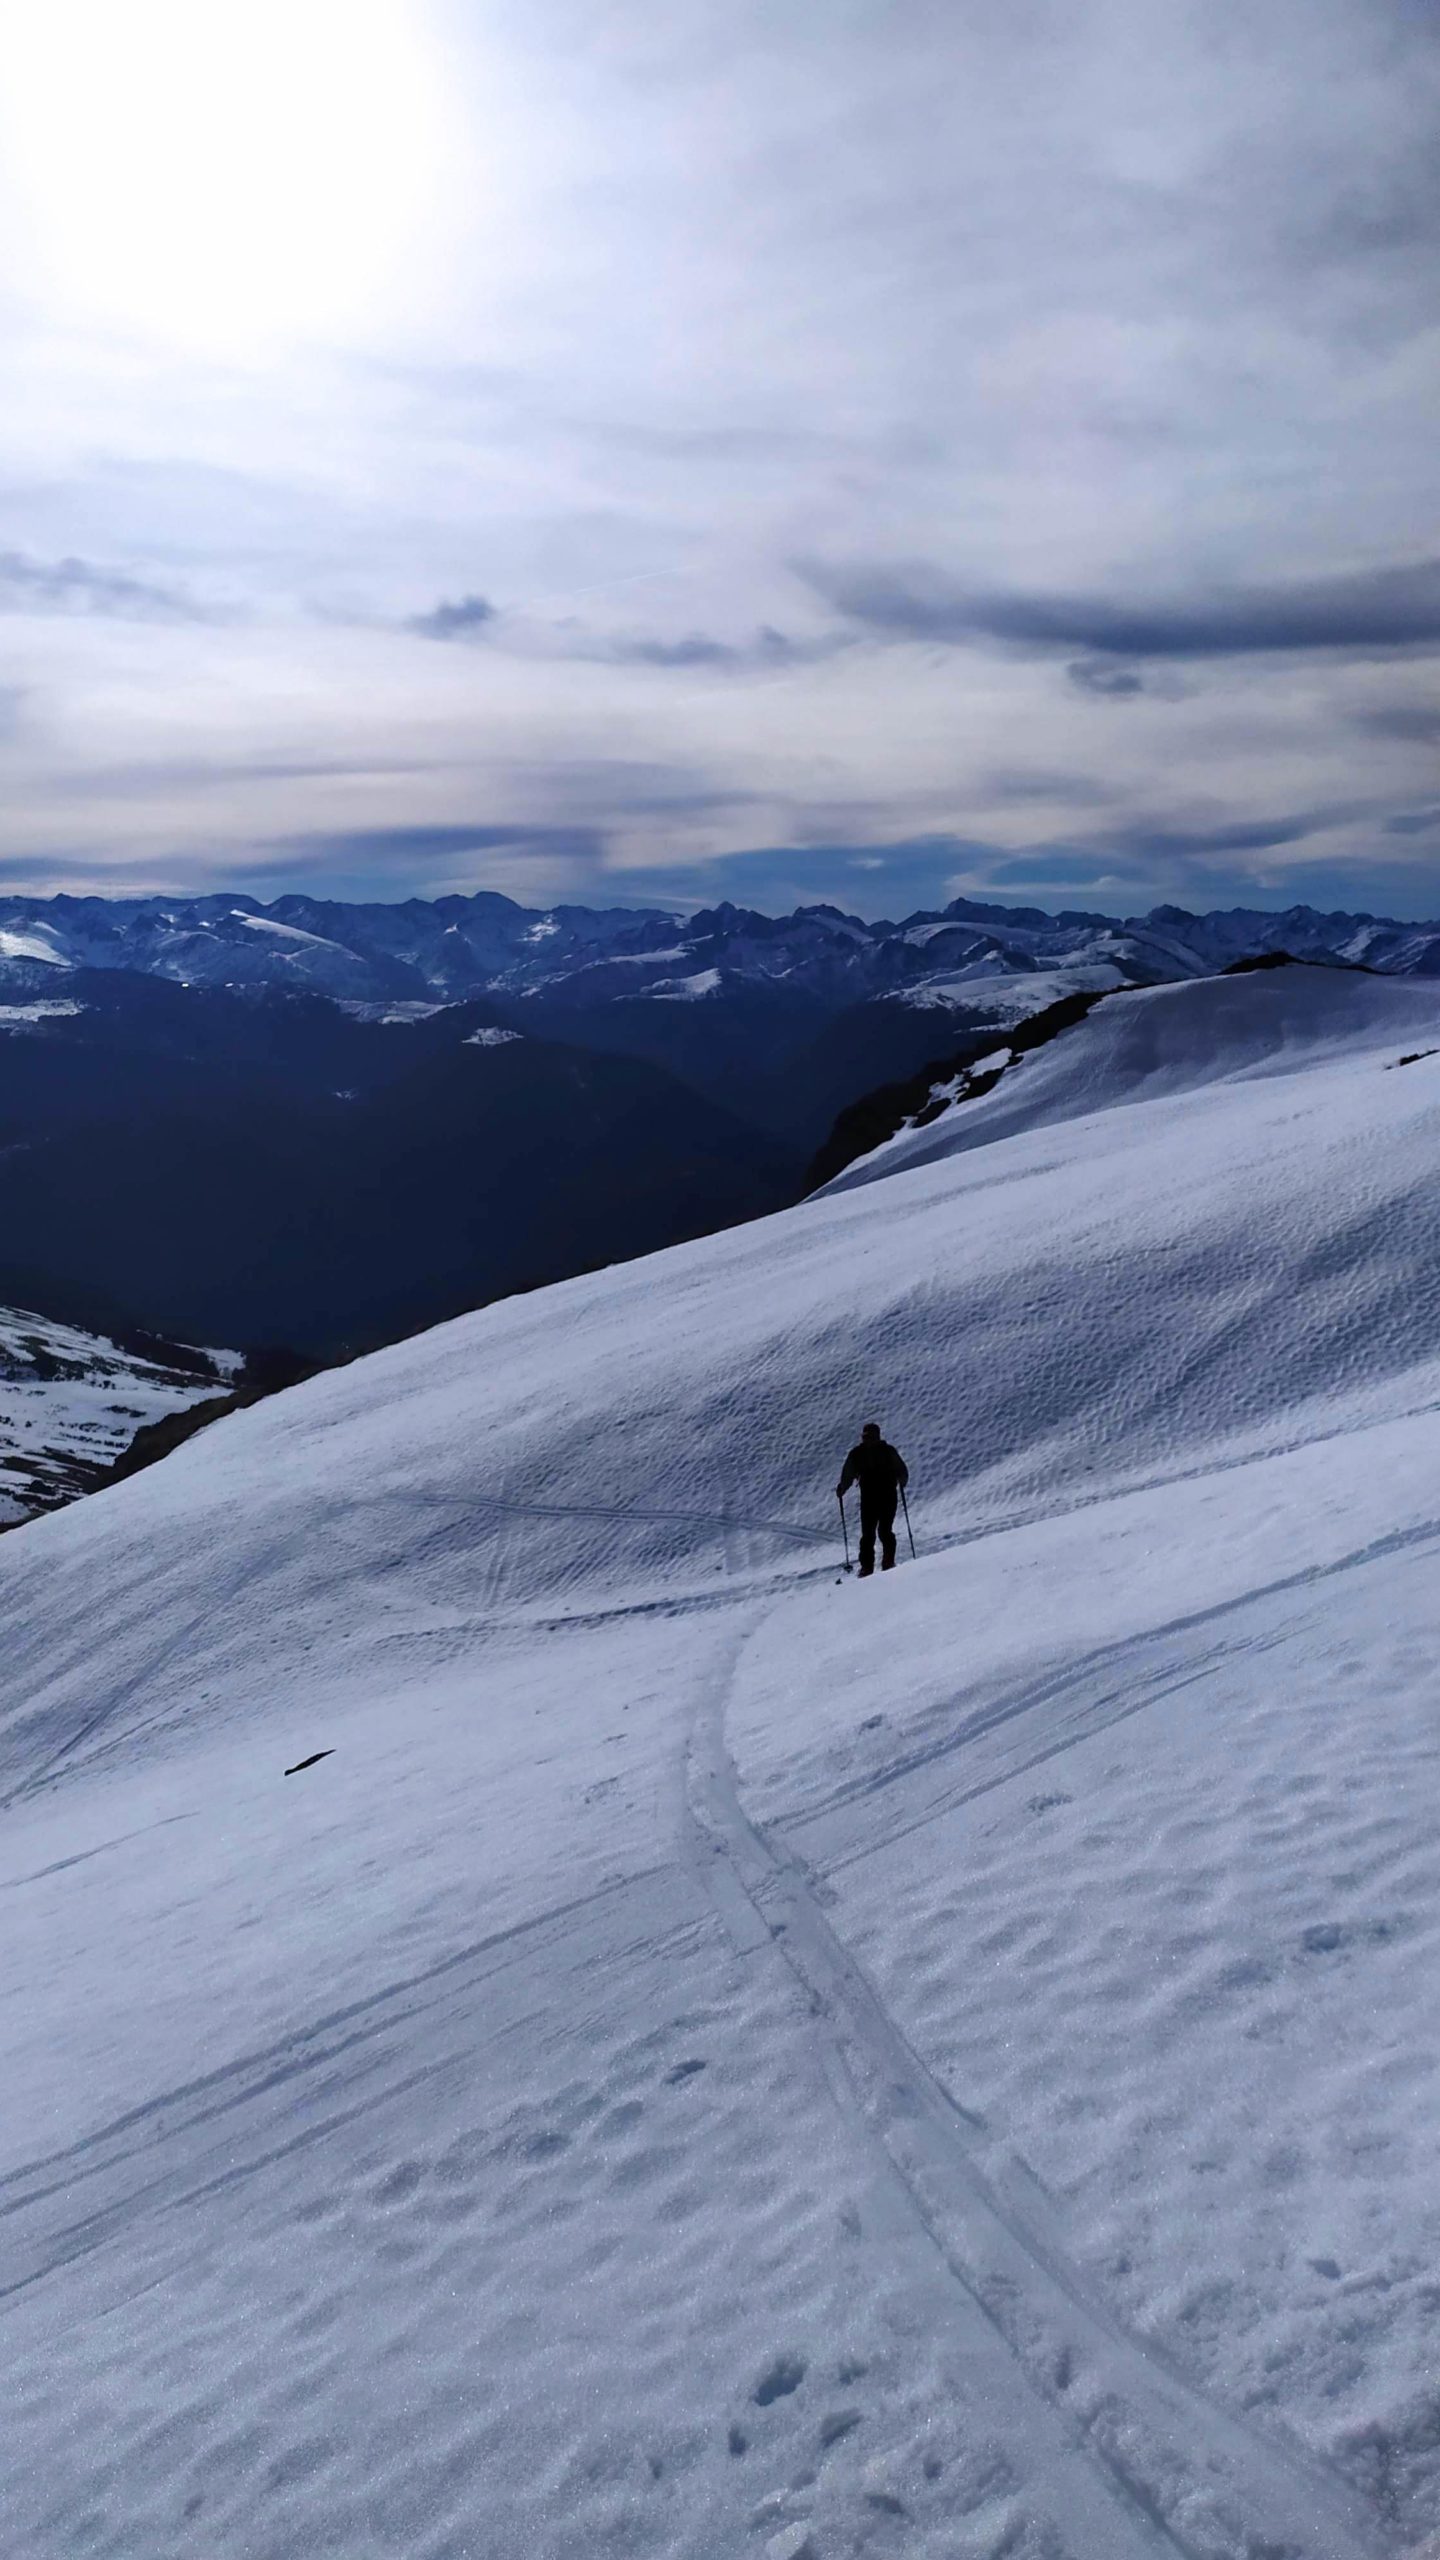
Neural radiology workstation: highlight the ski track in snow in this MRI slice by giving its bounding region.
[687,1608,1386,2560]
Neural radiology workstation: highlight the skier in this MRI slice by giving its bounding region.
[836,1422,909,1577]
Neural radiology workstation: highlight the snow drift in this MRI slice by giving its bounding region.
[5,966,1440,2558]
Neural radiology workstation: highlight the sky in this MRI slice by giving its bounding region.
[0,0,1437,922]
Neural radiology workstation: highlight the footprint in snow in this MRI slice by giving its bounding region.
[753,2352,807,2407]
[372,2160,423,2206]
[1300,1917,1401,1957]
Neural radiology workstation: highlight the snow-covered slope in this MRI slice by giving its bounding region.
[5,969,1440,2557]
[0,1306,232,1526]
[827,962,1440,1191]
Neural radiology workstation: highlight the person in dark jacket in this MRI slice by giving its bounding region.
[837,1422,909,1576]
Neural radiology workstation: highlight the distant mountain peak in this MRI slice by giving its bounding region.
[3,885,1440,1016]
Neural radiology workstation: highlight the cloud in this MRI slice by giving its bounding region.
[1356,704,1440,744]
[407,593,497,641]
[975,769,1117,809]
[405,601,848,672]
[1067,660,1146,697]
[1383,806,1440,836]
[567,624,848,672]
[0,853,123,881]
[977,851,1138,886]
[610,833,992,921]
[276,821,608,868]
[50,753,441,800]
[0,549,207,622]
[2,1,1438,914]
[803,556,1440,661]
[1091,809,1356,862]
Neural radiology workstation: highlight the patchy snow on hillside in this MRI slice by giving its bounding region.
[898,961,1127,1016]
[5,968,1440,2558]
[0,1000,84,1030]
[0,922,71,968]
[0,1308,231,1526]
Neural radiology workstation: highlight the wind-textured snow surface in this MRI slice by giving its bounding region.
[5,967,1440,2558]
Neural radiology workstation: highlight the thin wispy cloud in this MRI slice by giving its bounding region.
[404,599,848,674]
[0,548,209,622]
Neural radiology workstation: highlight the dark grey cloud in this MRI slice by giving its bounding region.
[572,624,849,673]
[1067,660,1147,698]
[1355,704,1440,744]
[979,852,1151,891]
[407,593,497,641]
[0,824,622,905]
[803,556,1440,662]
[0,548,207,622]
[0,853,117,881]
[1383,806,1440,836]
[1092,810,1355,862]
[612,833,993,920]
[406,599,848,673]
[940,806,1365,901]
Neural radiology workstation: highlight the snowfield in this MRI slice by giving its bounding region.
[5,966,1440,2558]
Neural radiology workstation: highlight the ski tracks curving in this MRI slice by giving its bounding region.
[684,1610,1390,2560]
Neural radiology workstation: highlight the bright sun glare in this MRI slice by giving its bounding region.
[1,0,448,356]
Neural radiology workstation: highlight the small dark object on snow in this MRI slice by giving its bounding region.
[284,1750,335,1776]
[836,1423,909,1575]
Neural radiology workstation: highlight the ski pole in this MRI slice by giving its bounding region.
[900,1484,916,1560]
[837,1490,852,1573]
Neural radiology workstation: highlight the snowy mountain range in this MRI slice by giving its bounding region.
[9,881,1440,1365]
[6,960,1440,2557]
[7,885,1440,1010]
